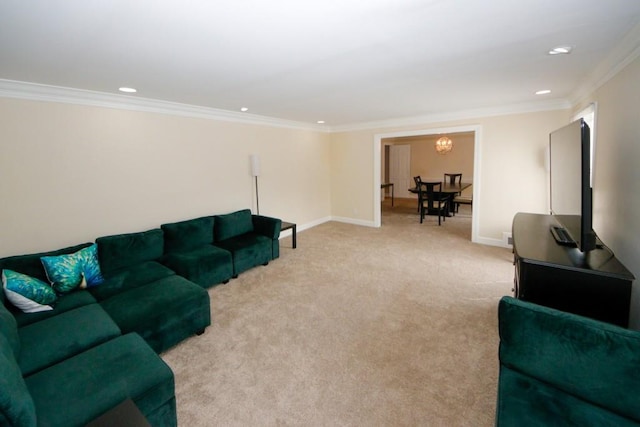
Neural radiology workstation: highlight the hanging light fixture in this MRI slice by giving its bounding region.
[435,136,453,154]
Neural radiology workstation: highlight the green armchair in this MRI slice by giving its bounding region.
[496,296,640,426]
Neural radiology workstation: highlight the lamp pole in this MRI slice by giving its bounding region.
[250,154,261,215]
[255,175,259,215]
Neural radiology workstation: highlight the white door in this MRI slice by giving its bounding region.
[389,144,411,198]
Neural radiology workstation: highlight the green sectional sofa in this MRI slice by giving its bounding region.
[0,209,282,426]
[0,244,179,427]
[496,296,640,426]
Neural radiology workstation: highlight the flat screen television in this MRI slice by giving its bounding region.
[549,118,597,252]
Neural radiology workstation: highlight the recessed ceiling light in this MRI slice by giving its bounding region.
[240,107,249,112]
[536,89,551,95]
[118,87,137,93]
[548,46,572,55]
[317,120,325,124]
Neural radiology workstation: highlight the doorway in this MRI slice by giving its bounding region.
[373,125,481,243]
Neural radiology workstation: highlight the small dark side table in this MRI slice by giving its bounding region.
[381,183,394,206]
[281,221,297,249]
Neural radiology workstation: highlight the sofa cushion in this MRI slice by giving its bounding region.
[99,275,210,353]
[162,216,214,253]
[0,333,36,427]
[12,289,97,328]
[214,209,254,241]
[88,261,175,301]
[161,245,233,288]
[215,233,272,276]
[97,229,164,273]
[18,304,121,377]
[25,333,176,427]
[2,269,57,313]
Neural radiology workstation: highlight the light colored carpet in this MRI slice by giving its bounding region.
[161,201,514,426]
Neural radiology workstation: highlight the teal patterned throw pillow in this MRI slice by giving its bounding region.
[41,252,84,293]
[2,269,57,313]
[41,244,105,293]
[76,244,105,287]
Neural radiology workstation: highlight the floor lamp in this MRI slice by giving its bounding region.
[250,154,261,215]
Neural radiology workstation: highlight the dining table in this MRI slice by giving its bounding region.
[408,182,472,217]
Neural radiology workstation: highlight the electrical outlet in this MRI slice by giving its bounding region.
[502,232,513,247]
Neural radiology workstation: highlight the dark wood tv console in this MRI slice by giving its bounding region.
[512,212,634,327]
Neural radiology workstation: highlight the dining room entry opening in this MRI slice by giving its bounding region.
[380,131,476,234]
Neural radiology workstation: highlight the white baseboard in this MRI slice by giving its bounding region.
[330,216,377,227]
[278,216,332,240]
[474,236,512,249]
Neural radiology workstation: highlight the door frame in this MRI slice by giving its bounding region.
[373,125,482,244]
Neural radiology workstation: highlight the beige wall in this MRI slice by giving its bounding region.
[0,98,331,257]
[579,55,640,328]
[330,130,374,222]
[330,110,569,244]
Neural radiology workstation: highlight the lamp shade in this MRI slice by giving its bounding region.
[250,154,261,177]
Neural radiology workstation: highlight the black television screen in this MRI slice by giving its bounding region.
[549,118,596,252]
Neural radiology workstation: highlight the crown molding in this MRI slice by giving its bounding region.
[0,79,584,135]
[570,21,640,107]
[327,99,571,133]
[0,79,328,132]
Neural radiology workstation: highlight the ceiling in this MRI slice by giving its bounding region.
[1,0,639,129]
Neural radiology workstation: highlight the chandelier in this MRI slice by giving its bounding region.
[435,136,453,155]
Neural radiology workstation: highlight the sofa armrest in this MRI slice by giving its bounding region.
[0,333,36,426]
[252,215,282,239]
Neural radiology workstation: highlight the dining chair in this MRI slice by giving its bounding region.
[444,173,462,185]
[453,188,473,214]
[419,181,449,225]
[413,176,423,212]
[444,173,462,214]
